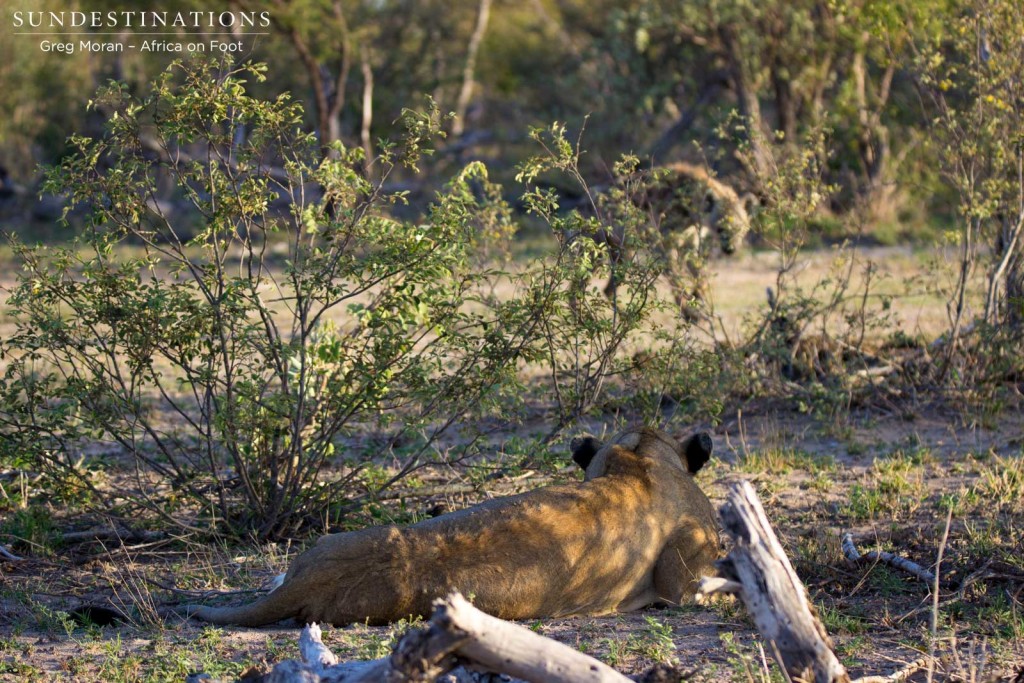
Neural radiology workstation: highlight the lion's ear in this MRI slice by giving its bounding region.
[570,435,603,470]
[682,432,713,474]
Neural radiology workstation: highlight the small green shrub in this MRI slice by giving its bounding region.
[0,60,660,538]
[626,615,677,665]
[0,58,667,540]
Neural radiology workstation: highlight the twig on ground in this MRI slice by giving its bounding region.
[62,526,167,544]
[865,550,936,583]
[927,509,953,683]
[696,575,744,598]
[851,656,930,683]
[841,533,861,562]
[842,533,936,583]
[0,544,23,562]
[299,623,339,672]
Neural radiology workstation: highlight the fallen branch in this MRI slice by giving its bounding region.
[696,575,743,597]
[0,544,23,562]
[62,526,166,544]
[238,592,632,683]
[841,532,862,561]
[441,592,631,683]
[851,656,930,683]
[701,481,851,683]
[842,533,936,583]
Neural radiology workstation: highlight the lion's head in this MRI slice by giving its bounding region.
[569,427,713,481]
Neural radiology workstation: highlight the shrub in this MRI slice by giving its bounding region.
[913,0,1024,378]
[0,59,625,539]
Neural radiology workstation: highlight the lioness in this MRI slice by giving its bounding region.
[186,427,719,627]
[603,162,757,315]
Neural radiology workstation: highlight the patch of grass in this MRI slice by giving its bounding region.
[845,484,886,521]
[136,632,254,681]
[808,470,835,493]
[793,530,844,573]
[625,616,677,665]
[0,658,41,677]
[601,636,628,668]
[28,602,78,638]
[816,602,869,636]
[974,593,1024,641]
[959,518,1005,558]
[882,445,935,467]
[938,487,981,516]
[719,631,784,683]
[975,454,1024,508]
[834,635,870,662]
[864,565,913,597]
[736,447,835,476]
[338,616,424,661]
[845,451,929,521]
[1,505,59,556]
[0,635,38,677]
[708,596,752,626]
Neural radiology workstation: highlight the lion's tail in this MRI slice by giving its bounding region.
[183,577,299,627]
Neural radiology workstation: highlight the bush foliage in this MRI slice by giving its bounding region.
[0,60,670,538]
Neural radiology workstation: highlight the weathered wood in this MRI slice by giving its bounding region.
[841,532,861,562]
[695,575,742,597]
[299,624,338,673]
[842,533,936,583]
[438,592,632,683]
[243,592,632,683]
[255,609,467,682]
[709,481,851,683]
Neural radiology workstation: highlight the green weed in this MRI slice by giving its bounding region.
[625,616,677,665]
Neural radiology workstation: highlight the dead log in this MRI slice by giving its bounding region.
[438,592,631,683]
[243,592,631,683]
[699,480,851,683]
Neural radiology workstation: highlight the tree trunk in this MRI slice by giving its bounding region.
[360,52,374,168]
[718,25,773,182]
[851,40,897,222]
[771,59,797,143]
[452,0,492,138]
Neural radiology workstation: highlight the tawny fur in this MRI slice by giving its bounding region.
[601,162,756,307]
[186,427,720,627]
